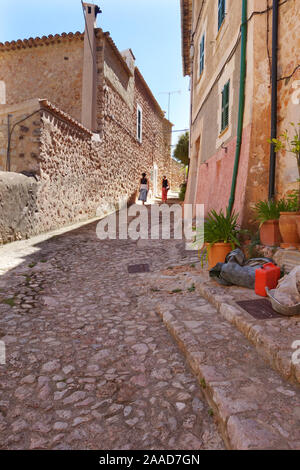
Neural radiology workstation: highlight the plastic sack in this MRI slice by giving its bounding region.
[269,266,300,307]
[210,248,274,289]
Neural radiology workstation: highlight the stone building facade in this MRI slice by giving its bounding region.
[181,0,300,226]
[0,3,184,243]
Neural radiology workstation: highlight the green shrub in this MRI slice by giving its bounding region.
[179,182,187,201]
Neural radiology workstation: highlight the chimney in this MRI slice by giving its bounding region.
[81,3,101,132]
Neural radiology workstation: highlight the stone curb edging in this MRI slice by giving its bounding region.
[155,306,231,449]
[155,304,297,450]
[188,276,300,386]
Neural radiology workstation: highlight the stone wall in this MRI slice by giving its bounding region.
[0,89,176,243]
[169,159,186,192]
[0,34,84,122]
[0,29,175,243]
[0,171,38,244]
[0,105,102,243]
[0,100,42,173]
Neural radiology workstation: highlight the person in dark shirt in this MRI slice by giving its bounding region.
[162,176,169,203]
[138,172,149,205]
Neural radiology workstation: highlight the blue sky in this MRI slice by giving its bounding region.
[0,0,190,150]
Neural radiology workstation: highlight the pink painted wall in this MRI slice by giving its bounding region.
[194,124,251,224]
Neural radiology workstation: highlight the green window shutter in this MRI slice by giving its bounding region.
[218,0,226,31]
[221,81,230,132]
[200,34,205,75]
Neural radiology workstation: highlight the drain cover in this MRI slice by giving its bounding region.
[236,299,282,320]
[127,264,150,274]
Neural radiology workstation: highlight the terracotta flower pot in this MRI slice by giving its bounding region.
[294,215,300,241]
[279,212,300,248]
[259,220,282,246]
[206,242,233,269]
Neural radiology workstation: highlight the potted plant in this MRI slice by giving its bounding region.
[195,208,241,269]
[271,123,300,247]
[278,191,300,247]
[253,199,283,246]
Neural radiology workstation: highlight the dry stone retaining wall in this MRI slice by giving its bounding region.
[0,31,185,244]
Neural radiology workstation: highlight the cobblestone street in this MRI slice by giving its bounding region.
[0,210,225,450]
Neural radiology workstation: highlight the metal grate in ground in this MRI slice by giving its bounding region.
[127,264,150,274]
[236,299,282,320]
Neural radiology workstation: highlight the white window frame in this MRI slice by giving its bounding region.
[137,104,143,143]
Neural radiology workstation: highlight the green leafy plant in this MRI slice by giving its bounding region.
[2,298,15,307]
[179,182,187,201]
[283,190,299,212]
[173,132,189,166]
[200,378,207,389]
[193,208,241,266]
[253,198,288,225]
[270,122,300,210]
[197,209,241,247]
[188,284,196,292]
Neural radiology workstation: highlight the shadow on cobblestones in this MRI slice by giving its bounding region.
[0,210,225,450]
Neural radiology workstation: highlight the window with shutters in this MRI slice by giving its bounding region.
[199,34,205,77]
[137,105,142,143]
[218,0,226,31]
[221,81,230,132]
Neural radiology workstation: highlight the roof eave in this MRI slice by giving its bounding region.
[180,0,192,77]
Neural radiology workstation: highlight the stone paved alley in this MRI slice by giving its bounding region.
[0,207,225,450]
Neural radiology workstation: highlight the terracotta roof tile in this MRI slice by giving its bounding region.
[0,31,83,51]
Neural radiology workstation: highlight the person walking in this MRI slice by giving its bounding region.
[138,173,149,205]
[162,176,169,203]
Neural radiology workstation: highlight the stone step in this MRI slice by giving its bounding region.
[155,296,300,450]
[184,273,300,386]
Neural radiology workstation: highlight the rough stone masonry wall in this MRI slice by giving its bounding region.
[170,159,186,192]
[0,100,42,173]
[0,171,38,244]
[100,68,174,201]
[0,31,177,243]
[0,90,175,243]
[0,36,84,122]
[0,113,102,243]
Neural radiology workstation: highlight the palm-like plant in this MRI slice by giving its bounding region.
[253,199,288,226]
[204,209,240,247]
[270,122,300,210]
[194,209,241,249]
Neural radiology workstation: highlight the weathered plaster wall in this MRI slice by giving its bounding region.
[276,0,300,197]
[193,126,251,219]
[185,0,300,228]
[186,0,245,218]
[191,0,242,122]
[241,0,300,227]
[0,35,84,122]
